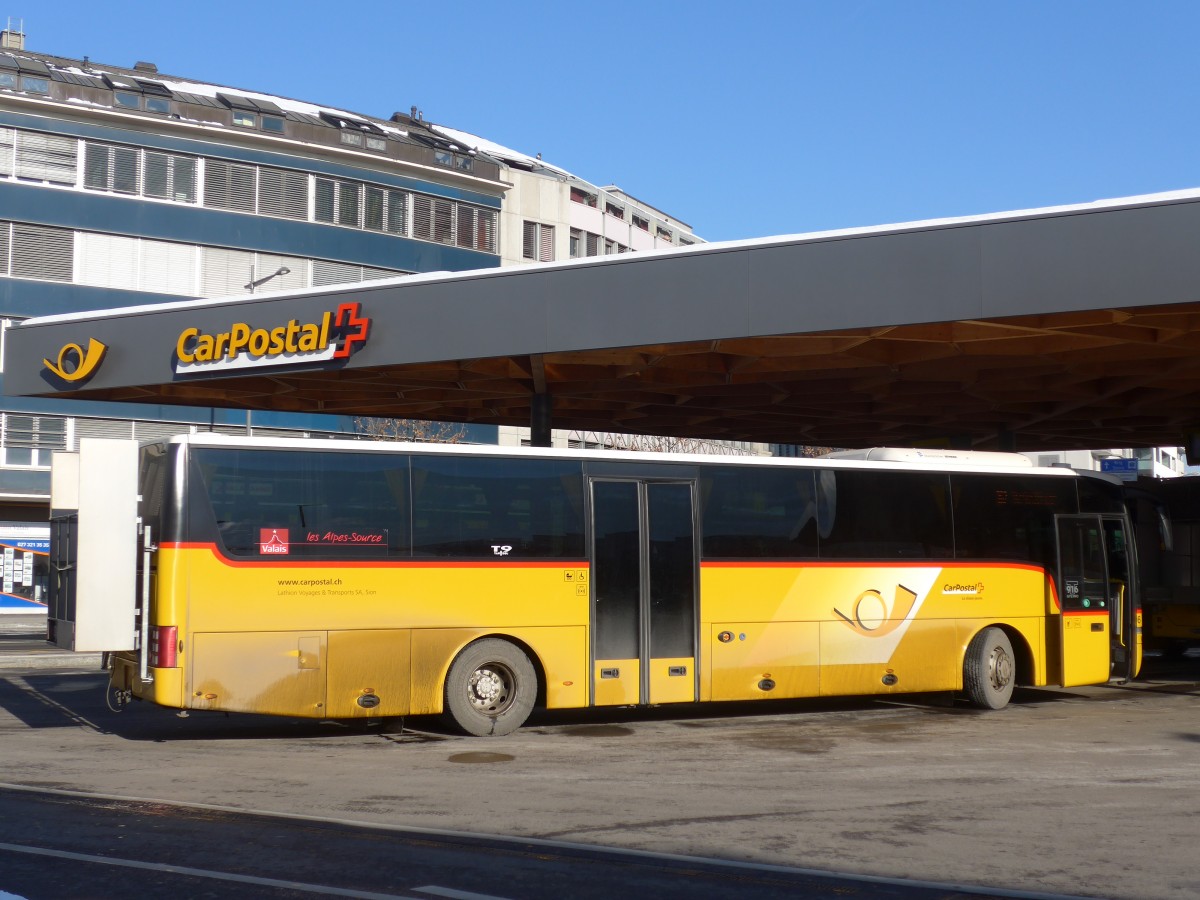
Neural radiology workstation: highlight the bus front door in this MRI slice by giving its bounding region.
[590,479,698,708]
[1055,515,1136,685]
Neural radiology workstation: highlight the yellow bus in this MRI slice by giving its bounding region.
[48,436,1141,736]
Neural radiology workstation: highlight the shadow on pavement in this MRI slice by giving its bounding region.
[1,651,1196,744]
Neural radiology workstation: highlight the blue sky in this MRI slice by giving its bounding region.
[25,1,1200,242]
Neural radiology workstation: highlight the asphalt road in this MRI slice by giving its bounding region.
[1,618,1198,900]
[0,785,1048,900]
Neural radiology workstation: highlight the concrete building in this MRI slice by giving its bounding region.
[0,29,715,609]
[0,29,712,515]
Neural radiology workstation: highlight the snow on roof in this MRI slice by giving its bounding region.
[429,123,574,178]
[55,61,410,140]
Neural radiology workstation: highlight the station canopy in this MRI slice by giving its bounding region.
[8,189,1200,452]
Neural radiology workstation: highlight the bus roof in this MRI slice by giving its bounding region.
[821,447,1034,467]
[151,433,1077,478]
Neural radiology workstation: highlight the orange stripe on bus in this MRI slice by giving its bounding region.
[161,542,587,569]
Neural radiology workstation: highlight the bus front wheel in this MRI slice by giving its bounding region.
[444,639,537,736]
[963,626,1015,710]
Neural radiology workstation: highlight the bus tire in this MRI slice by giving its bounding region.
[443,639,536,737]
[963,626,1015,710]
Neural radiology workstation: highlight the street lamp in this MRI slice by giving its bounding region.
[244,265,291,293]
[241,266,291,434]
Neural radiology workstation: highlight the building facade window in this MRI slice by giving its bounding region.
[256,166,306,219]
[570,187,597,207]
[18,75,48,94]
[1,414,67,468]
[7,131,77,185]
[315,177,363,228]
[84,142,140,195]
[1,124,500,255]
[204,159,256,211]
[522,221,554,262]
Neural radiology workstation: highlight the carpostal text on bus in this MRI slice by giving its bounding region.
[173,301,371,375]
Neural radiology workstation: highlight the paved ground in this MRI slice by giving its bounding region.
[2,613,1198,900]
[0,614,100,669]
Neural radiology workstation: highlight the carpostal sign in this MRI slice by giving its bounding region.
[174,302,371,376]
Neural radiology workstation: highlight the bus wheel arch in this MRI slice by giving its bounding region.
[442,637,540,737]
[962,625,1020,710]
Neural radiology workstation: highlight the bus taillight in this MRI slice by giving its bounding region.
[149,625,178,668]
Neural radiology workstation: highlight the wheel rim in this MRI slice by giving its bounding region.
[466,662,516,717]
[989,642,1014,691]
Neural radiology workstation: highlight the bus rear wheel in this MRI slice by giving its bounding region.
[963,626,1015,710]
[444,639,536,736]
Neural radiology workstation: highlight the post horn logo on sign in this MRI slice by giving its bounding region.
[173,302,371,376]
[42,338,109,386]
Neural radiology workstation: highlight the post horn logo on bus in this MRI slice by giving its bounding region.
[42,338,109,386]
[173,302,371,376]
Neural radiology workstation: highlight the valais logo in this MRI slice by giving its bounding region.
[260,529,289,555]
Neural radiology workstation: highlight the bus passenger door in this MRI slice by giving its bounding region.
[1055,515,1131,685]
[590,479,698,708]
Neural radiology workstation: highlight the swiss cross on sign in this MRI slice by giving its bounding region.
[260,528,289,555]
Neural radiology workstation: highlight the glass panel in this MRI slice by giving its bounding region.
[232,110,256,128]
[19,76,48,93]
[261,115,285,133]
[1058,520,1109,611]
[1077,476,1125,514]
[953,473,1077,572]
[385,190,407,235]
[190,448,410,560]
[173,157,196,202]
[456,206,474,247]
[648,483,695,659]
[144,152,169,198]
[84,143,110,190]
[819,470,952,559]
[114,91,140,109]
[701,466,818,558]
[364,186,384,231]
[111,146,139,194]
[593,481,640,660]
[411,455,584,559]
[337,180,360,227]
[434,199,453,244]
[145,96,169,114]
[314,178,335,223]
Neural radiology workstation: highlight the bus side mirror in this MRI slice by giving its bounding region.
[1158,506,1174,553]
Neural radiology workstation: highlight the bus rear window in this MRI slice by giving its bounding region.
[190,448,410,559]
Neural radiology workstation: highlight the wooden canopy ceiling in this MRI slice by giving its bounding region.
[86,301,1200,452]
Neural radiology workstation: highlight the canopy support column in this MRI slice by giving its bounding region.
[531,392,552,448]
